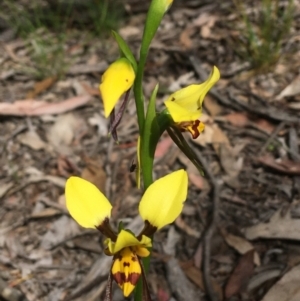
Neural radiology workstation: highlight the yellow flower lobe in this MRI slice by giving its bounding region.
[99,58,135,117]
[112,247,141,297]
[139,170,188,229]
[65,177,112,229]
[164,66,220,123]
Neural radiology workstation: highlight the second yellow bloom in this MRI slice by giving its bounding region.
[164,66,220,138]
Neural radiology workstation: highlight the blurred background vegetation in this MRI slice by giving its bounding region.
[0,0,124,79]
[0,0,123,37]
[0,0,295,78]
[232,0,294,72]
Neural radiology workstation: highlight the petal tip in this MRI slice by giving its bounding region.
[65,176,112,229]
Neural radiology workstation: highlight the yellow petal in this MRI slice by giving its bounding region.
[107,230,152,255]
[139,170,188,229]
[65,177,112,229]
[99,58,135,118]
[112,247,141,297]
[165,100,200,122]
[164,66,220,122]
[133,246,150,257]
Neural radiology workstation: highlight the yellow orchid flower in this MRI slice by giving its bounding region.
[99,58,135,118]
[164,66,220,138]
[65,170,188,297]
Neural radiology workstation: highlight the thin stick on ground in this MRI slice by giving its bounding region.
[196,153,220,301]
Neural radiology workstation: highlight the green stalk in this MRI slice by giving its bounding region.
[133,54,147,135]
[133,45,152,190]
[133,32,153,301]
[133,51,152,301]
[133,1,172,300]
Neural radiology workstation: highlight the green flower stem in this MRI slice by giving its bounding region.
[133,56,146,135]
[133,54,152,301]
[133,52,153,301]
[134,1,172,300]
[133,52,153,190]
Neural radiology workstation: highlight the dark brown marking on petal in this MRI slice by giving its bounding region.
[131,256,137,262]
[126,79,129,82]
[113,272,141,286]
[171,97,175,101]
[96,218,117,241]
[123,262,130,267]
[113,272,126,285]
[191,120,201,139]
[128,273,141,285]
[137,220,157,239]
[112,252,123,262]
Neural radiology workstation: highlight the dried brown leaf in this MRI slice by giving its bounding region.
[188,172,205,189]
[41,216,80,250]
[223,112,250,127]
[258,155,300,175]
[155,136,174,158]
[0,182,14,199]
[201,16,217,38]
[183,266,205,290]
[275,76,300,100]
[0,95,91,116]
[31,208,62,219]
[157,288,170,301]
[166,258,201,301]
[221,229,260,266]
[203,95,223,116]
[211,124,231,151]
[225,250,255,298]
[81,158,106,192]
[219,144,243,178]
[47,113,86,155]
[245,208,300,241]
[180,26,195,50]
[261,264,300,301]
[289,102,300,110]
[256,119,276,134]
[81,82,100,96]
[67,62,107,75]
[175,216,200,238]
[17,130,48,150]
[119,25,140,39]
[26,76,57,99]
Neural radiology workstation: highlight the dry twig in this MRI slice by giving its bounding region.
[197,154,221,301]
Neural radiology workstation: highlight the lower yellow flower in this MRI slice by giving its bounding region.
[106,230,151,297]
[111,247,142,297]
[65,170,188,297]
[164,66,220,138]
